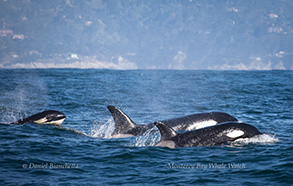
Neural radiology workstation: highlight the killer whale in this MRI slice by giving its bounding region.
[154,121,262,148]
[107,105,238,138]
[10,110,66,125]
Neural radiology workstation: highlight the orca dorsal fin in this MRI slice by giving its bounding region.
[107,105,137,135]
[154,121,177,140]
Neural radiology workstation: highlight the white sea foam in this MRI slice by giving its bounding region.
[131,127,161,147]
[88,119,115,138]
[83,118,160,147]
[84,118,160,146]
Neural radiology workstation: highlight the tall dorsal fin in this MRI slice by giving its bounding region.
[107,105,137,135]
[154,121,177,140]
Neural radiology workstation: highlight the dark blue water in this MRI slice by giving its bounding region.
[0,69,292,185]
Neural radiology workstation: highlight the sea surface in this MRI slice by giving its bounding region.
[0,69,292,185]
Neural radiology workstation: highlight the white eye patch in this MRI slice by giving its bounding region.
[226,130,244,138]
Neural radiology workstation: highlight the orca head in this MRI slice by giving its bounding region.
[33,110,66,125]
[219,122,263,143]
[154,121,178,148]
[12,110,66,125]
[107,105,138,137]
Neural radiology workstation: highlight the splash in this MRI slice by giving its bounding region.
[82,118,161,146]
[233,134,279,145]
[88,118,115,138]
[0,73,48,123]
[130,127,161,147]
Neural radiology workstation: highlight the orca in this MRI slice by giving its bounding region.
[10,110,66,125]
[154,121,262,148]
[107,105,238,138]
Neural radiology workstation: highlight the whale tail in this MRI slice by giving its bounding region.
[107,106,138,137]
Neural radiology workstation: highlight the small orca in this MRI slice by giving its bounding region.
[154,121,262,148]
[107,105,238,138]
[10,110,66,125]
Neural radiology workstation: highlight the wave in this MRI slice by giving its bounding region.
[56,126,89,136]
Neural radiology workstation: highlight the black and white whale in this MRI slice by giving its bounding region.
[107,105,238,138]
[154,121,262,148]
[10,110,66,125]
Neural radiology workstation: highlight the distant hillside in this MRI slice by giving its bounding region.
[0,0,292,69]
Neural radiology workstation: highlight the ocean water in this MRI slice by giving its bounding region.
[0,69,292,185]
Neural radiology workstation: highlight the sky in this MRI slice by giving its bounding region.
[0,0,292,70]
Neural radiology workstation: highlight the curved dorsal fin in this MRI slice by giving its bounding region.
[107,105,137,135]
[154,121,177,140]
